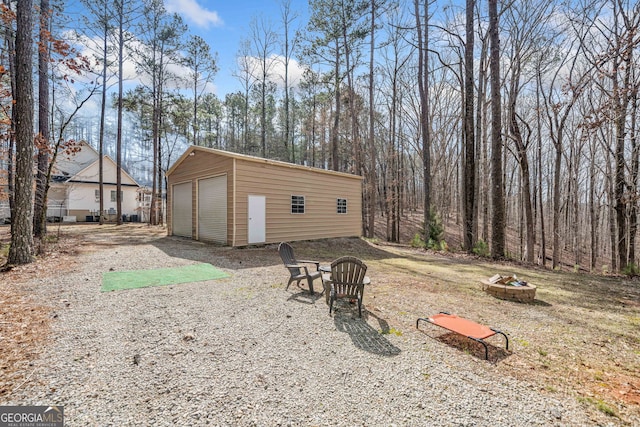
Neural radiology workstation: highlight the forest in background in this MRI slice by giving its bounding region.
[1,0,640,274]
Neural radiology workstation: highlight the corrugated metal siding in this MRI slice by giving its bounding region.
[167,154,233,243]
[167,147,362,246]
[172,182,192,237]
[197,175,227,244]
[234,160,362,246]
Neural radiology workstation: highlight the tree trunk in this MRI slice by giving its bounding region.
[8,0,35,265]
[340,3,360,178]
[3,0,16,223]
[607,148,617,272]
[480,42,489,243]
[589,137,597,271]
[552,134,562,268]
[489,0,504,258]
[33,0,50,240]
[116,1,124,226]
[517,137,535,263]
[367,0,376,238]
[415,0,431,242]
[98,0,108,225]
[536,70,546,266]
[463,0,475,253]
[614,45,632,271]
[508,74,534,263]
[628,90,638,267]
[331,40,340,172]
[193,64,199,145]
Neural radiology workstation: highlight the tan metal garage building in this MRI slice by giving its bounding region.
[166,146,363,246]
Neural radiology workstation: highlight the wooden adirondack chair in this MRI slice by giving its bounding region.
[328,256,370,317]
[278,242,323,294]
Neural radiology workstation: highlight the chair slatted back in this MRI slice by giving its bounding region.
[331,256,367,297]
[278,242,301,276]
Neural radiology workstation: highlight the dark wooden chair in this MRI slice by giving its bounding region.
[278,242,323,294]
[328,256,369,317]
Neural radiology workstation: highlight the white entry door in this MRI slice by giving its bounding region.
[248,195,266,244]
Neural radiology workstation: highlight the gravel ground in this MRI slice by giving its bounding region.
[4,233,613,426]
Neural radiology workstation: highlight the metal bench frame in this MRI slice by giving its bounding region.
[416,311,509,360]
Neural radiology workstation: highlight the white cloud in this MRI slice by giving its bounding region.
[238,54,306,91]
[271,56,305,89]
[165,0,223,28]
[69,29,221,100]
[70,31,143,85]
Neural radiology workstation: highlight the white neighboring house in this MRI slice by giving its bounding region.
[48,141,141,222]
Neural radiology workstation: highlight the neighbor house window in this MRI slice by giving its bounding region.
[95,189,100,202]
[291,195,305,214]
[337,198,347,214]
[110,190,123,202]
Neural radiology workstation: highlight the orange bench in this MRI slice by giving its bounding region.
[416,312,509,360]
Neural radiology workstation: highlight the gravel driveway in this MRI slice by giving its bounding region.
[4,230,605,426]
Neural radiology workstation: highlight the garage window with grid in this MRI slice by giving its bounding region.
[337,198,347,214]
[291,195,305,214]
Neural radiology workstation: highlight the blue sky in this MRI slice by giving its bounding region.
[164,0,310,98]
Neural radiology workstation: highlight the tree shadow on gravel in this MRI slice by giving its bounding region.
[333,311,401,357]
[151,236,283,269]
[150,236,400,270]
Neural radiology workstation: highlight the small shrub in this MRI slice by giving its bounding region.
[622,263,640,278]
[577,397,618,418]
[596,401,617,417]
[428,210,444,246]
[380,327,403,336]
[473,240,490,257]
[389,327,402,336]
[412,210,446,251]
[419,209,446,251]
[410,233,425,248]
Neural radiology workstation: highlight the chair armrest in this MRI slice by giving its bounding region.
[285,263,302,269]
[298,260,321,270]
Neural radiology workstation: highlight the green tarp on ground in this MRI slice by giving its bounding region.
[101,263,230,292]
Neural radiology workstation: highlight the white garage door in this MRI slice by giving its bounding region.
[172,182,192,237]
[198,175,227,244]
